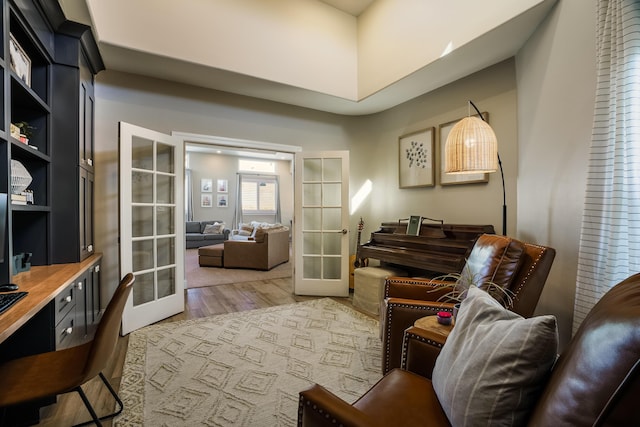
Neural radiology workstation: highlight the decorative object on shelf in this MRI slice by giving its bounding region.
[443,100,507,235]
[10,123,20,140]
[217,178,228,193]
[12,121,36,144]
[9,34,31,87]
[10,190,33,205]
[398,127,435,188]
[12,252,32,274]
[217,194,228,207]
[200,178,212,192]
[10,160,32,195]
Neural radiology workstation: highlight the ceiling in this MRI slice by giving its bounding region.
[59,0,556,116]
[318,0,376,16]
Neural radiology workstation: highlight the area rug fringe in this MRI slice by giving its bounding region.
[114,298,381,426]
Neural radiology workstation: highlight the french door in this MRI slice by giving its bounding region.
[119,122,185,334]
[294,151,350,296]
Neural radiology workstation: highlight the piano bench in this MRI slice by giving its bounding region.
[354,266,408,317]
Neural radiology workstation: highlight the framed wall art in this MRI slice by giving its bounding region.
[9,34,31,87]
[201,178,212,192]
[398,127,435,188]
[217,194,228,207]
[201,194,212,208]
[217,179,228,193]
[439,112,490,185]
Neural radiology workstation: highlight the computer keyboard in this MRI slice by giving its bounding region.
[0,292,28,315]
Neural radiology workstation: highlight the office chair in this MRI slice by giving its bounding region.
[0,273,135,426]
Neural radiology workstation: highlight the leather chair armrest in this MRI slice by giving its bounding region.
[384,276,454,301]
[299,384,377,427]
[401,326,447,379]
[382,297,455,373]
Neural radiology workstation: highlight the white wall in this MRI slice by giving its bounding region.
[94,0,597,349]
[516,0,596,346]
[94,70,352,297]
[188,152,293,227]
[349,59,518,244]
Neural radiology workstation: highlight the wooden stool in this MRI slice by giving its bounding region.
[198,243,224,267]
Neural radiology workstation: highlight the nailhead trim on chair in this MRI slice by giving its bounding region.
[384,302,452,373]
[401,330,444,370]
[510,246,546,303]
[298,397,344,426]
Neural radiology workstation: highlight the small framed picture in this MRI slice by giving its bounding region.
[406,216,422,236]
[217,194,228,207]
[9,34,31,87]
[201,178,212,192]
[201,194,212,207]
[217,179,228,193]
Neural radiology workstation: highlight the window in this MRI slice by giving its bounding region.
[238,159,275,173]
[241,176,277,214]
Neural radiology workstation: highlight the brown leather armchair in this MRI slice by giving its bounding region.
[382,234,555,373]
[299,272,640,426]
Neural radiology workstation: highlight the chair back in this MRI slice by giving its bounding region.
[507,242,555,317]
[82,273,135,381]
[462,234,555,317]
[528,273,640,426]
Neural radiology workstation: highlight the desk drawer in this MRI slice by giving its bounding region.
[55,314,75,349]
[54,284,75,326]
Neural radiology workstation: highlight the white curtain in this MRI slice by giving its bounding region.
[185,169,194,221]
[233,173,243,229]
[573,0,640,332]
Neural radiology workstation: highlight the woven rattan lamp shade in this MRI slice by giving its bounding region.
[444,116,498,174]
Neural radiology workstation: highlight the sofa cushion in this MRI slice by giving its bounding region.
[186,221,201,234]
[432,286,558,427]
[199,220,223,233]
[203,223,225,234]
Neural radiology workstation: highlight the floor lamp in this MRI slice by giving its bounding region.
[444,100,507,235]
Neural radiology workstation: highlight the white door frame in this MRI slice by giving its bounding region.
[120,122,185,334]
[172,131,302,288]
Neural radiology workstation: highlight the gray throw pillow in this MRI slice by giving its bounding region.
[432,286,558,427]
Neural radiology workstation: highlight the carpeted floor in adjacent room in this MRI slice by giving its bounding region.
[185,248,293,288]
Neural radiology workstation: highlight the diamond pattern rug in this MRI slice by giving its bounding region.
[115,298,382,426]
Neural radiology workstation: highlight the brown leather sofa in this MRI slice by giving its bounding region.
[299,272,640,426]
[382,234,555,373]
[223,227,289,270]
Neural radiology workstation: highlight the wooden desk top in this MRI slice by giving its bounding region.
[414,315,454,339]
[0,253,102,344]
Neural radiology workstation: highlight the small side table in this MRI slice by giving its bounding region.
[413,315,454,340]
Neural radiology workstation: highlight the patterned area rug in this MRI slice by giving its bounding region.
[115,298,382,426]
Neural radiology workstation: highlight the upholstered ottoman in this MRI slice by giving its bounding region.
[198,243,225,267]
[353,266,408,317]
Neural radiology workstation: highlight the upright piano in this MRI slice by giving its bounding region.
[358,221,495,277]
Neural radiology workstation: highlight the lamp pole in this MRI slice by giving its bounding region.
[469,100,507,236]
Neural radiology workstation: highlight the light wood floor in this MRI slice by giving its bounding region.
[37,277,357,426]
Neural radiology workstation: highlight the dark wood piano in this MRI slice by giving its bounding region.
[358,221,495,277]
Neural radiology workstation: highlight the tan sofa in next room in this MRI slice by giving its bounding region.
[223,227,289,270]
